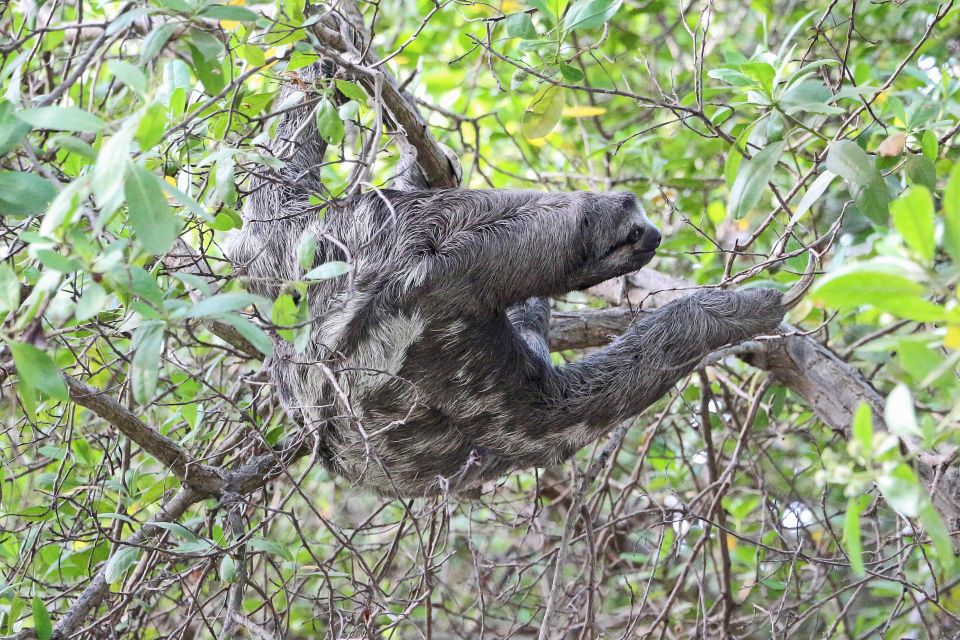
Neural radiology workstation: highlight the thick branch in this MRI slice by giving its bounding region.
[309,19,460,188]
[64,376,225,493]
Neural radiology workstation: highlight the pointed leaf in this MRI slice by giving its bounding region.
[728,141,785,219]
[9,341,68,401]
[890,186,935,263]
[124,164,182,255]
[521,84,565,140]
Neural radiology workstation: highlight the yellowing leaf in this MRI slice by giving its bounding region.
[946,325,960,350]
[501,0,522,10]
[522,84,566,140]
[877,132,905,157]
[562,105,607,117]
[220,20,241,30]
[875,91,889,106]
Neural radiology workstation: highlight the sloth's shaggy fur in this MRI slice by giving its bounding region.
[229,68,786,497]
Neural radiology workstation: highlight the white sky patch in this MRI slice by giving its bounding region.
[781,501,815,530]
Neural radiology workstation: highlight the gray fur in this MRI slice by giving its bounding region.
[228,67,786,497]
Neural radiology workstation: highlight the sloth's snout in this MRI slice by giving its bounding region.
[639,225,661,252]
[625,224,660,253]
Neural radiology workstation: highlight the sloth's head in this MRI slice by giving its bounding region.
[571,191,661,291]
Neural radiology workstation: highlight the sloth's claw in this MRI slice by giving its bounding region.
[781,250,819,310]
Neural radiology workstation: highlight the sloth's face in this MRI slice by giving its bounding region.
[571,192,661,290]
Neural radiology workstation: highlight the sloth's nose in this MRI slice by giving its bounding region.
[641,225,662,252]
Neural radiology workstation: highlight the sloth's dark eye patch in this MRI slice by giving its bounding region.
[625,226,644,244]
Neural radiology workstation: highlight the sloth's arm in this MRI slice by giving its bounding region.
[491,288,785,464]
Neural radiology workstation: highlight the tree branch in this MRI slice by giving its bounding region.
[63,376,225,493]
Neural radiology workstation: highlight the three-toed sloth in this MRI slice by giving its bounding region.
[228,67,788,497]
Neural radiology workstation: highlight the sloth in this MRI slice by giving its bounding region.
[228,68,790,497]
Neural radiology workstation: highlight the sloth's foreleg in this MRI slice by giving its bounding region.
[488,288,787,465]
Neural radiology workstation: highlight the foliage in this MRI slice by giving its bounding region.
[1,0,959,638]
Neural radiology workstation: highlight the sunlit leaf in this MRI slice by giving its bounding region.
[521,84,565,140]
[890,186,935,263]
[884,384,920,439]
[9,341,68,401]
[124,164,182,255]
[562,0,623,32]
[728,141,784,219]
[315,98,345,146]
[104,546,141,584]
[0,171,56,217]
[31,596,52,640]
[18,106,107,133]
[943,163,960,262]
[131,321,165,404]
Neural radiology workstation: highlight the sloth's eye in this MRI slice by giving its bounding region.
[626,226,644,244]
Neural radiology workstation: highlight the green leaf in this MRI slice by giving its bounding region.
[843,496,869,577]
[0,171,56,217]
[124,164,182,255]
[200,4,260,21]
[852,402,873,462]
[104,546,141,584]
[825,140,878,186]
[0,263,19,313]
[921,129,938,162]
[884,384,920,439]
[315,99,345,146]
[526,0,554,22]
[31,596,52,640]
[186,28,224,61]
[272,294,299,342]
[335,79,367,102]
[303,261,352,281]
[141,22,176,62]
[220,554,238,582]
[17,106,107,133]
[918,503,955,573]
[212,315,273,356]
[890,186,935,263]
[505,12,538,38]
[9,341,68,401]
[75,282,108,322]
[0,100,32,154]
[559,63,585,83]
[811,259,943,321]
[189,46,226,95]
[150,522,198,540]
[186,292,261,318]
[789,170,836,225]
[779,80,844,116]
[247,537,294,561]
[943,163,960,262]
[298,235,317,269]
[238,44,266,67]
[905,155,936,191]
[136,102,168,150]
[562,0,623,32]
[728,141,785,219]
[851,178,891,226]
[876,463,924,518]
[521,84,566,140]
[107,59,148,96]
[131,321,165,404]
